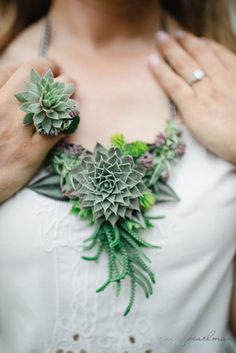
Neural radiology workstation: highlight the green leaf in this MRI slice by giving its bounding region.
[33,112,45,124]
[70,200,81,215]
[30,185,66,201]
[28,103,41,113]
[58,82,64,89]
[22,91,39,103]
[64,83,75,95]
[43,69,54,82]
[54,102,67,111]
[111,133,126,150]
[30,69,41,84]
[20,102,33,112]
[40,77,47,87]
[144,219,154,229]
[42,117,52,133]
[30,174,61,187]
[148,163,164,186]
[23,112,34,125]
[15,92,27,103]
[25,81,40,95]
[53,119,62,128]
[153,181,180,202]
[66,99,76,109]
[58,111,67,120]
[47,111,58,120]
[42,99,51,108]
[28,174,67,201]
[140,191,155,211]
[126,140,148,158]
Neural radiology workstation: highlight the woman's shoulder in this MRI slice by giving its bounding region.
[0,19,43,67]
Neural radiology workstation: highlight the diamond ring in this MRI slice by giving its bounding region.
[188,69,206,86]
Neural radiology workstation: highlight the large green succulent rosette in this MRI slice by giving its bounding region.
[15,69,80,136]
[70,144,149,226]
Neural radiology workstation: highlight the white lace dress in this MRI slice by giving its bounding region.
[0,125,236,353]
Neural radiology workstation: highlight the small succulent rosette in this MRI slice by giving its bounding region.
[15,69,80,136]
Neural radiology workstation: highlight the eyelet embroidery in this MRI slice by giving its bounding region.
[73,333,80,341]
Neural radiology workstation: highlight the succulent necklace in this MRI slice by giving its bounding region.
[25,17,186,316]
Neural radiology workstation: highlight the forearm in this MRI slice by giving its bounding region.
[0,164,31,204]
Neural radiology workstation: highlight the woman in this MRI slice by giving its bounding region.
[0,0,236,352]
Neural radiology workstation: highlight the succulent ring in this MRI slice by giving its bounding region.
[15,69,80,136]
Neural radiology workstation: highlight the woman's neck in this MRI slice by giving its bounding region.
[49,0,162,48]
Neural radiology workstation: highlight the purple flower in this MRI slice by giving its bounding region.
[175,143,186,156]
[67,143,86,157]
[155,133,166,147]
[69,110,78,119]
[56,140,85,157]
[139,152,153,169]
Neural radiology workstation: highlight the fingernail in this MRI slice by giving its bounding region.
[149,53,160,66]
[174,30,186,39]
[156,31,169,42]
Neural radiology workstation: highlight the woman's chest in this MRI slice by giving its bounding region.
[52,52,172,150]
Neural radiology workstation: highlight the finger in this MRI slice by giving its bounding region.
[155,31,202,84]
[32,132,66,154]
[206,39,236,72]
[54,74,75,84]
[2,57,60,96]
[174,30,226,83]
[149,53,195,116]
[20,117,36,136]
[0,64,19,88]
[149,53,212,145]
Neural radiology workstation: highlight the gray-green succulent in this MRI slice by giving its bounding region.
[70,144,148,226]
[15,69,80,136]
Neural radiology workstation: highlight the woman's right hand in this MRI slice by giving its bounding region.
[0,58,70,204]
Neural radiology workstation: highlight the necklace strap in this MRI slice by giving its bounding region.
[39,17,50,57]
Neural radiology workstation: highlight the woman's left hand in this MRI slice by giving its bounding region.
[149,30,236,165]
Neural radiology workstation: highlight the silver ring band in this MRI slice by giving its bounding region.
[188,69,206,86]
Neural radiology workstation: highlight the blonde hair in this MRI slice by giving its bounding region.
[0,0,236,53]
